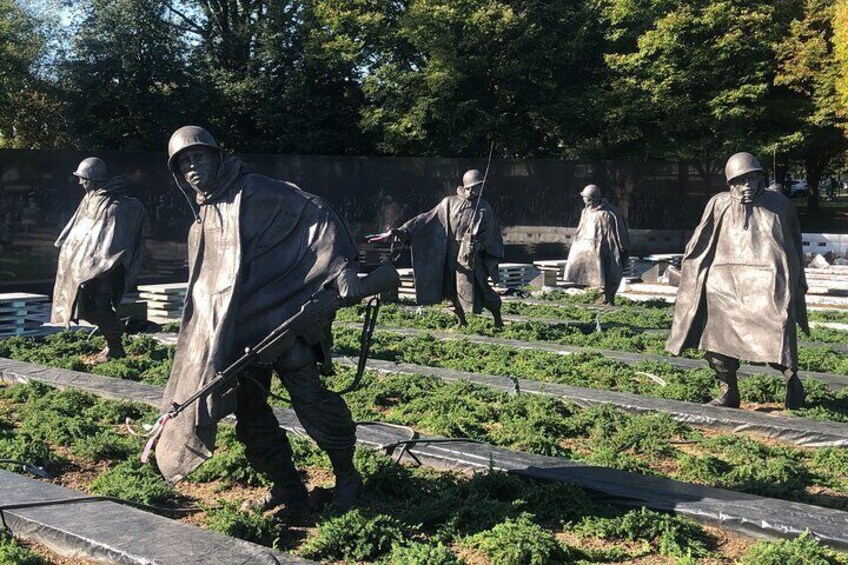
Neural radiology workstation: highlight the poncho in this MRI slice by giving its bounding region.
[666,189,808,367]
[401,191,504,309]
[156,158,358,482]
[51,178,146,325]
[563,199,629,297]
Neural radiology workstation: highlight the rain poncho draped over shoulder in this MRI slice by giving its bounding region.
[666,190,808,368]
[51,178,146,325]
[156,157,358,483]
[400,191,504,310]
[563,199,629,297]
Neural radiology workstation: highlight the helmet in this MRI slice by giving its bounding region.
[167,126,220,174]
[73,157,109,182]
[724,152,763,183]
[461,169,485,190]
[580,184,602,200]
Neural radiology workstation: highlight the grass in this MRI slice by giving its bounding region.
[0,380,779,563]
[333,326,848,423]
[338,303,848,372]
[312,367,848,510]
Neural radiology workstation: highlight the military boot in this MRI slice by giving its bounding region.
[784,371,805,410]
[91,335,126,363]
[707,371,740,408]
[491,308,504,329]
[327,447,362,513]
[241,480,309,519]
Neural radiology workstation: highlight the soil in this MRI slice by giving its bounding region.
[18,537,92,565]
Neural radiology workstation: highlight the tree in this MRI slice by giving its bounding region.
[319,0,605,158]
[774,0,848,211]
[58,0,191,150]
[0,0,64,148]
[164,0,368,154]
[592,0,802,168]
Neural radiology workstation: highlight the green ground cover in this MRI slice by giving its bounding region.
[339,304,848,374]
[1,380,801,564]
[333,326,848,424]
[527,289,848,325]
[286,367,848,513]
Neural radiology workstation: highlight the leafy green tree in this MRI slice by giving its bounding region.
[593,0,802,174]
[318,0,605,157]
[774,0,848,211]
[166,0,368,154]
[58,0,191,150]
[0,0,64,148]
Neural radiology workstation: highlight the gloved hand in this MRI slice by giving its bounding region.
[335,267,366,301]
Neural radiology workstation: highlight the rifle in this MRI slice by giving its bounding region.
[128,262,401,459]
[461,142,495,269]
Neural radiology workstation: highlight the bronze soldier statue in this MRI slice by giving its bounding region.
[156,126,364,516]
[52,157,146,361]
[666,152,808,409]
[376,169,504,327]
[563,184,630,305]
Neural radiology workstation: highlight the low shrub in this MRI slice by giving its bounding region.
[0,531,48,565]
[89,460,176,506]
[467,513,572,565]
[299,509,406,561]
[575,507,712,558]
[739,531,848,564]
[204,503,280,547]
[388,542,464,565]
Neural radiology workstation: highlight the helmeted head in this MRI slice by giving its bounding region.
[724,152,764,203]
[167,126,222,194]
[458,169,486,198]
[73,157,109,191]
[580,184,602,206]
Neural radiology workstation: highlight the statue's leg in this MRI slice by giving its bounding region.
[476,267,503,328]
[235,366,308,516]
[704,352,741,408]
[769,363,805,409]
[276,342,360,512]
[78,278,125,360]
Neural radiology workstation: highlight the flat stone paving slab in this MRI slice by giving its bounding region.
[2,358,848,549]
[333,356,848,448]
[0,470,312,564]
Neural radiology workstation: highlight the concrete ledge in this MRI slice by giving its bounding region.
[0,470,311,564]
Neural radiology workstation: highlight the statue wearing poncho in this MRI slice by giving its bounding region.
[666,152,808,410]
[397,169,504,327]
[52,157,146,360]
[563,184,629,305]
[157,127,361,514]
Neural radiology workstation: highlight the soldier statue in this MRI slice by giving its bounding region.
[52,157,146,361]
[156,126,365,517]
[563,184,630,305]
[666,152,808,409]
[374,169,504,327]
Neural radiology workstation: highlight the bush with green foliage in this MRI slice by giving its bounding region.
[387,541,464,565]
[576,507,711,558]
[0,531,48,565]
[89,460,176,506]
[204,503,281,547]
[467,513,572,565]
[299,509,407,561]
[739,531,848,564]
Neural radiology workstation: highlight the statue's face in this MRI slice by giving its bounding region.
[78,177,95,192]
[729,171,763,203]
[177,147,219,193]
